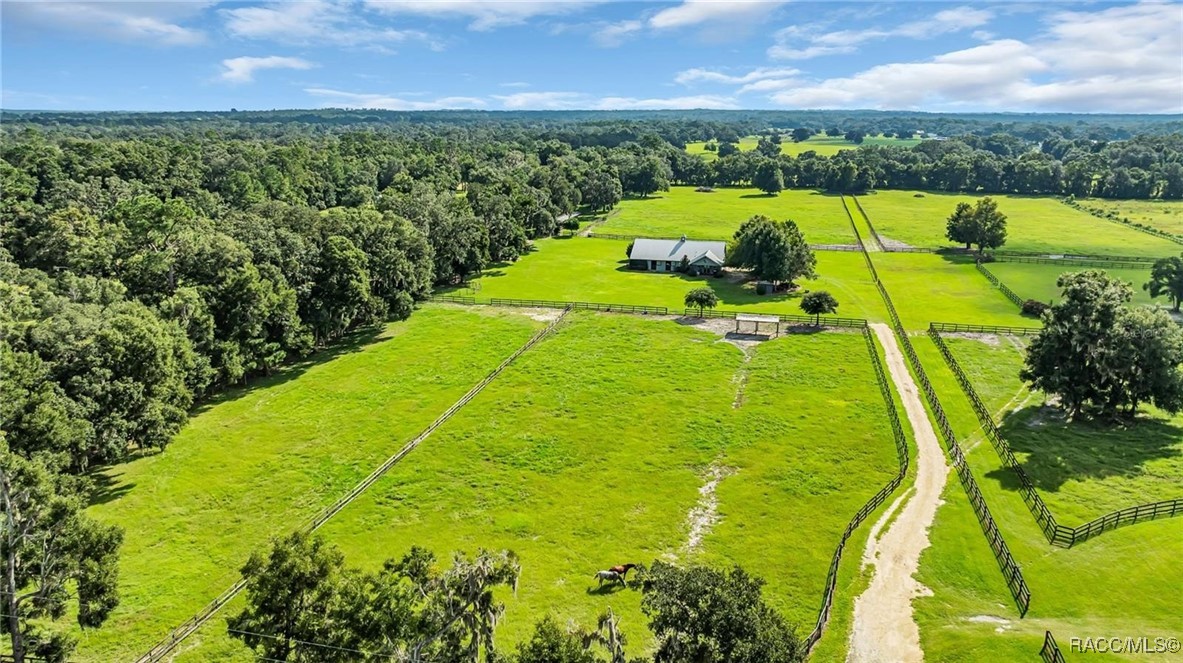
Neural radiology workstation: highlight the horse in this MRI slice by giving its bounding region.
[594,570,624,588]
[609,563,638,580]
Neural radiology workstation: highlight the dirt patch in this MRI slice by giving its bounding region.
[966,615,1013,633]
[848,324,950,663]
[516,308,567,322]
[945,332,1001,346]
[878,235,915,251]
[683,464,737,555]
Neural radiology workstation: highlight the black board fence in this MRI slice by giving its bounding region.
[1041,630,1068,663]
[685,308,868,329]
[842,194,1032,615]
[431,295,667,315]
[975,262,1026,308]
[803,326,911,654]
[929,322,1042,335]
[928,325,1183,547]
[986,254,1155,269]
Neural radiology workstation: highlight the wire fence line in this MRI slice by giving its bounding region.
[842,194,1032,616]
[803,325,911,655]
[133,310,573,663]
[929,326,1183,547]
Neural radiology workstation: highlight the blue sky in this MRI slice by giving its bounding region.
[2,1,1181,112]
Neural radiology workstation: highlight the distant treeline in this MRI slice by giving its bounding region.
[2,114,1181,476]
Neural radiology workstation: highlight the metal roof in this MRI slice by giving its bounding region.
[629,237,727,263]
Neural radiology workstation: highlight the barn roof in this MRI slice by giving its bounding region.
[629,237,727,263]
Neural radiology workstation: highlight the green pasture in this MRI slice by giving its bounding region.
[984,261,1163,308]
[598,186,855,244]
[73,307,546,662]
[870,253,1029,329]
[912,337,1183,662]
[940,336,1183,524]
[854,191,1181,257]
[1077,198,1183,237]
[685,134,919,161]
[459,236,886,321]
[167,312,902,660]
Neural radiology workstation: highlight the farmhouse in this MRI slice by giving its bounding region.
[628,236,726,275]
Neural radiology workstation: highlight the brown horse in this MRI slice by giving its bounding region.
[609,563,638,579]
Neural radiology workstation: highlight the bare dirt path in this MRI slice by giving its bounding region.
[847,324,950,662]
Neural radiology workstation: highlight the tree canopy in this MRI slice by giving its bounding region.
[800,291,839,324]
[727,216,817,285]
[944,197,1007,251]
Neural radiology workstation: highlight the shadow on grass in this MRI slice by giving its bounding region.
[985,405,1183,493]
[585,582,641,596]
[87,470,136,507]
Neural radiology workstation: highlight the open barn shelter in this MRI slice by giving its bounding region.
[736,313,781,336]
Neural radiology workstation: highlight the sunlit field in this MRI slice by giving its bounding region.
[984,261,1163,308]
[598,186,855,244]
[686,134,920,161]
[854,191,1181,257]
[1076,198,1183,238]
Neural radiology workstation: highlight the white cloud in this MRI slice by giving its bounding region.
[675,66,799,85]
[364,1,602,31]
[222,0,436,49]
[500,82,532,88]
[649,1,788,30]
[493,91,737,110]
[768,2,1183,113]
[769,6,994,60]
[220,56,314,84]
[5,1,209,45]
[592,19,644,47]
[306,87,487,109]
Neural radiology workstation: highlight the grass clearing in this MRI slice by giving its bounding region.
[855,191,1181,257]
[940,336,1183,524]
[984,261,1162,308]
[871,253,1029,329]
[1076,198,1183,237]
[598,186,855,244]
[459,236,886,321]
[685,134,920,161]
[73,307,546,662]
[912,337,1183,662]
[165,313,902,660]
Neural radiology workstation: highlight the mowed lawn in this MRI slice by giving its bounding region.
[1077,198,1183,237]
[171,313,901,660]
[984,262,1162,308]
[685,134,919,160]
[871,253,1030,329]
[461,236,886,321]
[913,336,1183,662]
[598,186,855,244]
[73,307,546,662]
[854,190,1181,257]
[941,336,1183,524]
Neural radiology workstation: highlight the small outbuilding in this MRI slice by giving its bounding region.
[628,236,726,275]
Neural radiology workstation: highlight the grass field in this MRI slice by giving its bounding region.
[598,186,855,244]
[939,336,1183,524]
[1076,198,1183,237]
[854,191,1181,257]
[163,312,902,660]
[458,236,887,321]
[912,336,1183,662]
[984,262,1162,308]
[870,253,1029,329]
[72,307,547,662]
[686,134,920,160]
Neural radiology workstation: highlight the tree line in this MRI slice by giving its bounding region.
[227,532,804,663]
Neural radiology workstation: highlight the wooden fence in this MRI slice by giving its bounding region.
[1041,630,1067,663]
[1063,198,1183,247]
[686,308,868,329]
[929,322,1042,335]
[430,295,667,315]
[987,254,1155,269]
[928,326,1183,547]
[841,194,1032,615]
[133,311,573,663]
[803,325,910,654]
[975,262,1026,308]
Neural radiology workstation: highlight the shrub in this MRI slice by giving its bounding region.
[1022,299,1050,317]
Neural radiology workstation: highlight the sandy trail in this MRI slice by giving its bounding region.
[847,324,950,662]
